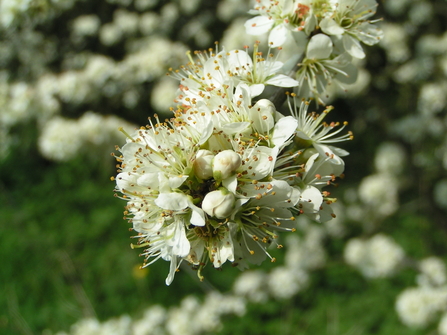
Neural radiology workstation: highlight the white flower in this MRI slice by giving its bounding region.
[226,45,299,96]
[295,34,358,102]
[115,41,351,284]
[289,97,352,159]
[320,0,383,59]
[115,119,210,284]
[170,44,297,109]
[233,179,300,267]
[244,0,315,47]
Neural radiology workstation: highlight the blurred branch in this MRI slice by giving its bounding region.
[6,285,33,335]
[55,250,97,319]
[180,263,219,293]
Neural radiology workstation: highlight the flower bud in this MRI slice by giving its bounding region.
[212,150,241,180]
[202,189,236,219]
[193,149,214,180]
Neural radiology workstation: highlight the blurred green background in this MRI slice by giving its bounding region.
[1,0,447,334]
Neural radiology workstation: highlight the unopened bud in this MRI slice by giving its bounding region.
[213,150,241,180]
[193,149,214,180]
[202,188,236,219]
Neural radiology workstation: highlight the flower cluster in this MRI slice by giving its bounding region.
[114,45,352,284]
[395,257,447,330]
[344,234,405,278]
[245,0,383,102]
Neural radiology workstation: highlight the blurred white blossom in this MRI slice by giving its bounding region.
[358,173,399,217]
[396,287,447,328]
[233,270,268,303]
[344,234,405,278]
[268,266,309,299]
[71,15,101,37]
[439,312,447,335]
[417,257,447,287]
[374,142,406,176]
[379,23,410,63]
[418,82,447,115]
[38,117,85,162]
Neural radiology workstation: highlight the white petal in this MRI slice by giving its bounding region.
[304,15,317,35]
[272,116,298,147]
[121,142,145,161]
[258,60,283,74]
[169,222,190,256]
[233,83,252,106]
[165,256,179,285]
[227,49,253,71]
[265,74,299,87]
[268,180,300,207]
[250,99,276,133]
[198,119,214,145]
[300,185,323,211]
[320,17,345,36]
[158,173,170,193]
[334,63,358,85]
[137,172,159,188]
[203,57,228,88]
[222,121,250,134]
[223,174,238,194]
[249,84,265,97]
[358,22,383,46]
[330,146,350,157]
[211,231,234,267]
[155,192,188,210]
[295,130,312,141]
[116,172,137,192]
[307,34,333,59]
[188,201,206,226]
[242,146,275,180]
[268,24,289,47]
[169,175,188,189]
[342,34,365,59]
[313,145,346,177]
[245,16,274,35]
[316,202,334,223]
